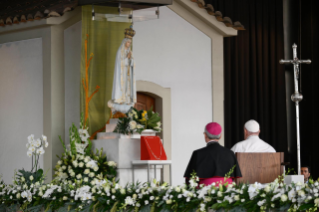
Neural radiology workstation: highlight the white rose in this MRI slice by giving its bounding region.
[298,190,305,197]
[217,191,223,197]
[89,172,95,178]
[129,121,137,130]
[108,161,117,167]
[205,197,212,202]
[63,196,68,200]
[79,162,84,168]
[84,177,88,182]
[58,160,62,165]
[241,199,245,202]
[84,169,90,174]
[29,176,34,181]
[264,186,270,193]
[72,160,78,168]
[175,187,181,192]
[234,195,240,201]
[296,182,303,186]
[314,198,319,206]
[120,189,126,194]
[16,193,21,199]
[166,199,172,204]
[281,194,288,202]
[76,174,82,179]
[93,166,99,172]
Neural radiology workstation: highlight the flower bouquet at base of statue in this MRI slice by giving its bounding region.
[53,115,117,186]
[113,107,162,135]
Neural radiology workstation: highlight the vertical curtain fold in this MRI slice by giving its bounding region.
[298,0,319,179]
[207,0,287,155]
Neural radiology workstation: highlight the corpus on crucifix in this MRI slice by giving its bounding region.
[279,43,311,176]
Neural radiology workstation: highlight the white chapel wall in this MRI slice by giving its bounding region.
[133,6,212,185]
[64,21,82,143]
[0,38,43,183]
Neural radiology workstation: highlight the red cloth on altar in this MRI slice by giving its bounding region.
[141,136,167,160]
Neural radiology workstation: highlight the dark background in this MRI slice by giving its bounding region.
[205,0,319,179]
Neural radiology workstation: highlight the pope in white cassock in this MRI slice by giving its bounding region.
[108,27,136,114]
[231,120,276,153]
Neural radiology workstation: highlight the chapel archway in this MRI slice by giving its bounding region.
[136,80,171,182]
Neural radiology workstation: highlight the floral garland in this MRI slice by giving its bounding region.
[1,171,319,212]
[1,119,319,211]
[113,107,162,135]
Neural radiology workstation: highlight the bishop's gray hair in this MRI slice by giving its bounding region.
[204,128,221,139]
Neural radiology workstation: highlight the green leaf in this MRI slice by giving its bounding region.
[59,136,67,153]
[298,203,314,211]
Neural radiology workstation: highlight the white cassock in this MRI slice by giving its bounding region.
[231,135,276,153]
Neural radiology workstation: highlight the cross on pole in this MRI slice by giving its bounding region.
[279,43,311,175]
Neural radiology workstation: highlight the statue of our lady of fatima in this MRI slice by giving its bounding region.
[108,26,136,114]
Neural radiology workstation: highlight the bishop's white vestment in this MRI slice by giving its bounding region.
[231,135,276,153]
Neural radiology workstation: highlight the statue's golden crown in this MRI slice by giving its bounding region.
[124,27,135,39]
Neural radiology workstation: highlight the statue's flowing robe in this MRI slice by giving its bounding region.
[111,38,136,105]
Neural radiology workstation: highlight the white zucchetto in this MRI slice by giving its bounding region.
[244,120,260,132]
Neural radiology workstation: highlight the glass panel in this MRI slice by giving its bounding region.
[93,7,159,23]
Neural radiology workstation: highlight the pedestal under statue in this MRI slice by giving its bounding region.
[93,119,163,186]
[107,27,136,114]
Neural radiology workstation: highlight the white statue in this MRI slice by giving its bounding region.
[108,27,136,114]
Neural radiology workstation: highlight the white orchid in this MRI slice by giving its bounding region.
[27,134,35,143]
[29,147,36,153]
[36,147,45,155]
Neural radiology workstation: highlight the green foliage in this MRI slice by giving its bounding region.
[15,168,44,187]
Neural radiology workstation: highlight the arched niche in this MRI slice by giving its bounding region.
[136,80,171,182]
